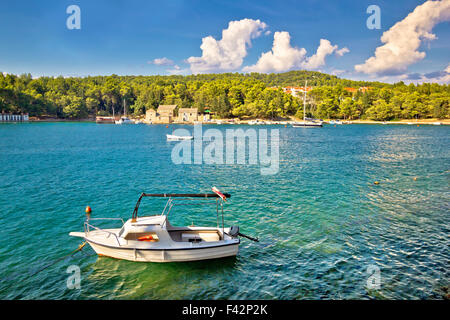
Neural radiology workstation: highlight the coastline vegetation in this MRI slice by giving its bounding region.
[0,71,448,120]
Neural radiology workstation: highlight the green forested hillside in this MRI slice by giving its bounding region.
[0,71,448,120]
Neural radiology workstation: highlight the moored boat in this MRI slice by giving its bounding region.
[292,120,323,127]
[293,79,322,128]
[69,189,257,262]
[115,116,135,124]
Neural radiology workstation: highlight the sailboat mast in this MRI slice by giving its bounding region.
[123,98,126,117]
[303,80,307,121]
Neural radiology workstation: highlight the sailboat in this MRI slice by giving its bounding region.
[292,80,322,128]
[115,98,134,124]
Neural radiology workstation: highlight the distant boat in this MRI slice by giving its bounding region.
[432,122,441,125]
[96,116,115,124]
[115,116,135,124]
[115,98,134,124]
[293,79,322,128]
[167,134,194,141]
[293,120,323,127]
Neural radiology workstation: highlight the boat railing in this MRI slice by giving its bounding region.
[84,218,124,246]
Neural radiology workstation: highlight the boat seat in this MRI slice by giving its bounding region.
[181,232,220,242]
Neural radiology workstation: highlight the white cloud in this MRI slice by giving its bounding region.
[336,47,350,57]
[166,65,189,75]
[303,39,349,69]
[150,57,174,66]
[243,32,348,73]
[243,32,306,73]
[187,18,267,74]
[329,68,347,76]
[355,0,450,75]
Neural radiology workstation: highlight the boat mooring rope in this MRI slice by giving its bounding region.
[30,242,87,277]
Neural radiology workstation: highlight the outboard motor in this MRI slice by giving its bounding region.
[229,225,240,237]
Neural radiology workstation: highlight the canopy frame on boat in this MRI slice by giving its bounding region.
[131,192,231,232]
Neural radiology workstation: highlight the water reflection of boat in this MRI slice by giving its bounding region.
[166,134,193,141]
[69,189,257,262]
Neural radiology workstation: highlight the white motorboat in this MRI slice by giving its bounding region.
[432,122,441,125]
[69,189,258,262]
[115,116,135,124]
[166,134,194,141]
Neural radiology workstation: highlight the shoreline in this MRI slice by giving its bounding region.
[24,119,449,125]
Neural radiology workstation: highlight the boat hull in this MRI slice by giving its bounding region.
[87,239,239,262]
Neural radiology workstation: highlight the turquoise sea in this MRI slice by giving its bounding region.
[0,122,448,299]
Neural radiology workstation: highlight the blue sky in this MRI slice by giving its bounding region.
[0,0,449,82]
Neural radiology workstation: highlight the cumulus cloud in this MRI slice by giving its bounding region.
[150,57,174,66]
[355,0,450,75]
[303,39,349,69]
[187,18,267,74]
[243,32,348,73]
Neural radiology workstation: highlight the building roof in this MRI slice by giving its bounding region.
[179,108,198,113]
[157,105,177,112]
[283,86,312,91]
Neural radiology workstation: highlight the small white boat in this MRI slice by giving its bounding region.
[293,120,323,127]
[115,116,135,124]
[166,134,194,141]
[69,189,257,262]
[432,122,441,125]
[115,99,134,124]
